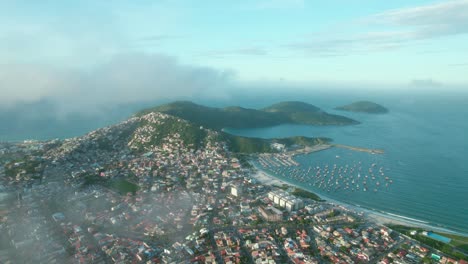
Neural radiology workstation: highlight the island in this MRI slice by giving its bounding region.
[335,101,389,114]
[137,100,359,130]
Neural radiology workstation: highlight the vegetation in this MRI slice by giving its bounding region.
[137,101,283,130]
[387,225,468,261]
[264,101,359,125]
[272,184,289,190]
[131,105,334,155]
[335,101,388,114]
[273,136,331,147]
[443,233,468,251]
[222,134,330,154]
[82,174,139,195]
[291,188,324,201]
[108,179,140,194]
[137,101,359,130]
[131,117,210,152]
[4,159,41,177]
[82,173,106,186]
[262,101,321,113]
[96,137,115,151]
[132,115,330,154]
[222,135,274,153]
[133,102,336,154]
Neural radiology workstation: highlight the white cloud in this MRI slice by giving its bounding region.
[287,0,468,56]
[367,0,468,39]
[0,64,66,105]
[286,30,414,56]
[370,0,468,28]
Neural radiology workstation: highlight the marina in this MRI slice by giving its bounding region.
[225,97,468,235]
[255,150,393,194]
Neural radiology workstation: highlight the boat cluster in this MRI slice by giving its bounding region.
[258,153,299,167]
[259,158,393,194]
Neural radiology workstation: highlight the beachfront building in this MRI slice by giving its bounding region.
[267,190,304,212]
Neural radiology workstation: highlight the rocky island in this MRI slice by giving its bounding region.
[335,101,389,114]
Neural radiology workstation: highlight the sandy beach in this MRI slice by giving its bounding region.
[252,170,290,187]
[251,165,468,237]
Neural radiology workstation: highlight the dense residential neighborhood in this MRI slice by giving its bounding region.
[0,113,467,263]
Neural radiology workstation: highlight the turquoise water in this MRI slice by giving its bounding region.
[427,232,451,243]
[226,95,468,233]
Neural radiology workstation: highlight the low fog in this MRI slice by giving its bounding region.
[1,53,234,113]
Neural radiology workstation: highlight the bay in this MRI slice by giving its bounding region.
[225,94,468,233]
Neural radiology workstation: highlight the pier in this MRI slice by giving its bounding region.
[332,144,384,154]
[257,143,383,169]
[286,144,332,156]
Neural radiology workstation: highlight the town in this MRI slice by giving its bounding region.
[0,113,467,264]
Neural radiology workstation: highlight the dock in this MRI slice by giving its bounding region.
[332,144,384,154]
[286,144,332,157]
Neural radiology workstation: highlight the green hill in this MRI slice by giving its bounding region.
[222,134,330,154]
[335,101,388,114]
[263,101,321,113]
[137,101,358,130]
[130,113,212,152]
[131,112,330,154]
[264,101,360,125]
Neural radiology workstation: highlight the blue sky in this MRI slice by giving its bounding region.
[1,0,467,108]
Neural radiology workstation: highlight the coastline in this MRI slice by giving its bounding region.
[251,164,468,237]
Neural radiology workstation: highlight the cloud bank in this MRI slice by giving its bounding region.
[0,54,235,113]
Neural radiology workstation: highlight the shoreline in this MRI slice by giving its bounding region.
[251,164,468,237]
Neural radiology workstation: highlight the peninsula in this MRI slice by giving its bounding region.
[137,100,359,130]
[335,101,389,114]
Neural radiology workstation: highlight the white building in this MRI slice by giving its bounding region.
[271,143,286,151]
[267,190,304,212]
[231,184,243,197]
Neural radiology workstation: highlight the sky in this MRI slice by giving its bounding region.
[1,0,468,110]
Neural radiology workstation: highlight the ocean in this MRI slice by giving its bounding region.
[225,92,468,234]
